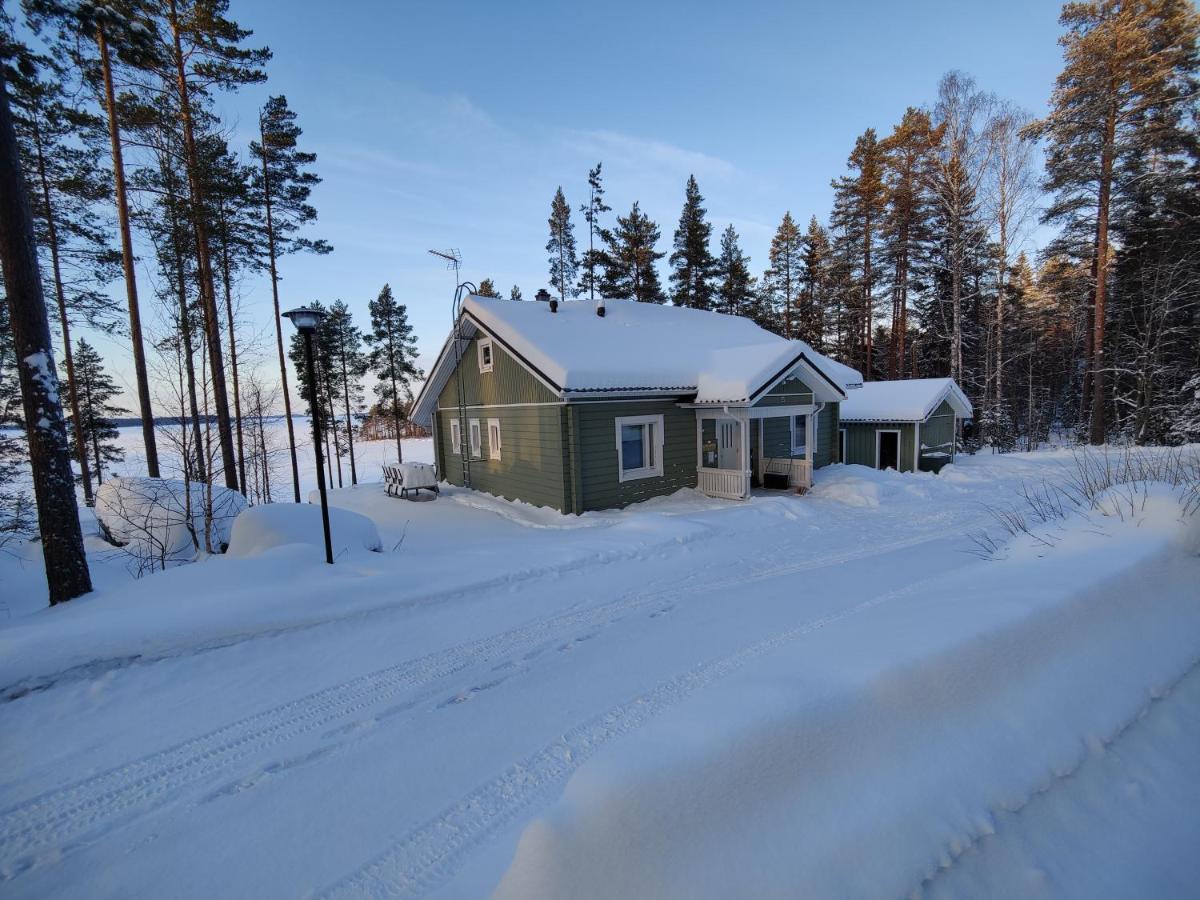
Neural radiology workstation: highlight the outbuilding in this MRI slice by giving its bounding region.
[837,378,973,473]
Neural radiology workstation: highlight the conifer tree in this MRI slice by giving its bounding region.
[66,338,126,483]
[0,62,91,603]
[578,163,611,300]
[798,217,833,348]
[26,0,162,478]
[761,212,803,337]
[476,278,500,297]
[509,285,523,301]
[1025,0,1200,444]
[881,108,941,377]
[324,300,365,485]
[831,130,888,375]
[714,224,755,317]
[600,202,666,303]
[365,284,421,463]
[251,94,331,501]
[546,186,578,301]
[4,31,121,506]
[669,175,717,309]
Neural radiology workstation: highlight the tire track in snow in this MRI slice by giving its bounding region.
[317,574,940,900]
[0,527,956,881]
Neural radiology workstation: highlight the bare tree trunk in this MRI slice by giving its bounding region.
[339,346,357,485]
[217,213,246,492]
[0,68,91,603]
[30,117,93,504]
[167,0,238,490]
[97,27,158,477]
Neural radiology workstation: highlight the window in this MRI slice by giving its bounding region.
[477,338,494,373]
[487,418,502,460]
[791,414,808,456]
[450,418,462,455]
[615,414,664,482]
[469,418,482,458]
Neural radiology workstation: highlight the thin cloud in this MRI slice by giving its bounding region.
[560,129,739,181]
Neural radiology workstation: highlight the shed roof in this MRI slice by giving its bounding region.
[838,378,973,423]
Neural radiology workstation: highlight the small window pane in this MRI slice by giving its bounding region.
[701,419,718,468]
[621,424,645,470]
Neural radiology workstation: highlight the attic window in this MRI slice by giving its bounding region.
[478,338,494,374]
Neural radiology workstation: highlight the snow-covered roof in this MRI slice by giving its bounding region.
[412,296,862,424]
[838,378,973,423]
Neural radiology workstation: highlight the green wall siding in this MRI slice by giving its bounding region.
[574,400,696,511]
[842,422,918,472]
[756,375,814,406]
[435,406,569,510]
[437,333,558,410]
[918,399,957,471]
[815,402,839,468]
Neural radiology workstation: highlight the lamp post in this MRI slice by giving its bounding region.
[282,306,333,565]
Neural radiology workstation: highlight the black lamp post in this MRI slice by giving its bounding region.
[282,306,333,565]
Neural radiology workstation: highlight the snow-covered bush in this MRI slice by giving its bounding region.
[225,502,382,559]
[94,477,247,573]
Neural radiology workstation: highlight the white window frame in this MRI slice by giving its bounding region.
[838,427,847,464]
[477,337,494,374]
[487,418,502,460]
[615,414,664,482]
[468,418,482,459]
[450,418,462,455]
[790,414,808,456]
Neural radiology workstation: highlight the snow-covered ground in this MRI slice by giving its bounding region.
[1,427,1198,898]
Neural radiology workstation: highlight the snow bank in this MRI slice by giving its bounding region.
[226,502,382,558]
[93,477,246,564]
[494,485,1200,899]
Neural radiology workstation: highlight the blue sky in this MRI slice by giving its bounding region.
[82,0,1066,409]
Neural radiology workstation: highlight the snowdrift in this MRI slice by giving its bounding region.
[225,502,383,558]
[94,477,246,565]
[495,485,1200,899]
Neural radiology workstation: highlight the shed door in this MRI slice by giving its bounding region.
[877,430,900,470]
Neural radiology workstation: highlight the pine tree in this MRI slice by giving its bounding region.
[251,94,331,501]
[831,130,888,375]
[3,30,122,506]
[324,300,366,485]
[25,0,162,478]
[66,338,126,483]
[365,284,422,463]
[509,285,523,301]
[881,108,941,378]
[798,217,833,348]
[476,278,500,297]
[669,175,717,309]
[761,212,803,337]
[546,186,578,301]
[600,202,666,303]
[578,163,611,300]
[0,62,91,602]
[1026,0,1200,444]
[714,224,755,317]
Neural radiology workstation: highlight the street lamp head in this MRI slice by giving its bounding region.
[282,306,326,333]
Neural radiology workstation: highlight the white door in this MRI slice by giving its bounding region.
[718,419,741,470]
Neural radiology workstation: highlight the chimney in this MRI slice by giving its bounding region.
[535,288,556,312]
[596,298,606,318]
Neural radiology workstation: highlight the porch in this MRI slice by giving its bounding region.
[693,406,815,501]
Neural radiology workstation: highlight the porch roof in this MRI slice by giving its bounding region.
[839,378,973,423]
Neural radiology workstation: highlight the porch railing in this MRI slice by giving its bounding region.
[762,457,813,490]
[697,467,749,500]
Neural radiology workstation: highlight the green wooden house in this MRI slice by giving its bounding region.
[411,295,863,513]
[837,378,973,473]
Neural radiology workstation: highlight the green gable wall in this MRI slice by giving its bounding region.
[573,400,696,511]
[436,333,559,410]
[842,421,918,472]
[918,398,957,471]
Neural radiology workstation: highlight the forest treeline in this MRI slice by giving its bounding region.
[528,1,1200,451]
[0,0,423,538]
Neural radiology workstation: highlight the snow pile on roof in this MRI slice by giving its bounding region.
[226,502,382,558]
[94,477,246,564]
[839,377,973,422]
[463,296,861,401]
